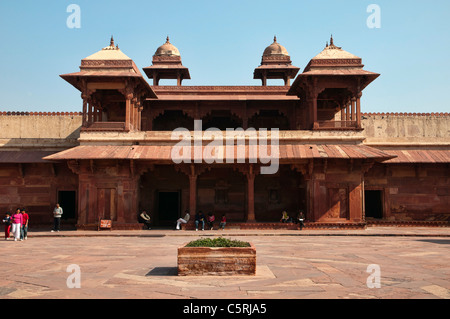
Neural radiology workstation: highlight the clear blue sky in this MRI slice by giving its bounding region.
[0,0,449,113]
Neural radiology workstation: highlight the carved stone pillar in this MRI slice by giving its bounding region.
[247,177,255,221]
[189,174,197,215]
[136,98,142,131]
[305,81,322,129]
[351,97,356,122]
[185,164,196,214]
[81,95,88,127]
[356,92,362,128]
[125,92,133,131]
[81,89,94,127]
[246,164,256,222]
[175,164,199,214]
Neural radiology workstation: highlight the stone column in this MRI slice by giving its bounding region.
[125,93,133,131]
[246,164,256,222]
[132,97,138,130]
[81,95,88,127]
[306,87,319,129]
[261,71,267,86]
[356,92,362,128]
[153,71,158,86]
[189,164,197,214]
[312,96,318,129]
[351,98,356,123]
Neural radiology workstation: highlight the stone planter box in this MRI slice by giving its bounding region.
[177,242,256,276]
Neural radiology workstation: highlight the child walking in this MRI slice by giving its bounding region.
[3,212,11,240]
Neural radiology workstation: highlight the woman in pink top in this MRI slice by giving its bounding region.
[11,208,23,241]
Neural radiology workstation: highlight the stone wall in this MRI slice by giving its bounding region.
[0,112,82,150]
[0,111,448,145]
[361,113,450,145]
[365,163,449,221]
[0,162,78,227]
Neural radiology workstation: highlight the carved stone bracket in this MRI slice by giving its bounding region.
[291,160,313,180]
[174,164,209,178]
[233,163,260,179]
[67,160,81,175]
[361,160,375,175]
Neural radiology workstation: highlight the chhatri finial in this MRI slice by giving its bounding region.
[274,35,277,43]
[330,34,334,46]
[110,35,115,47]
[166,35,170,43]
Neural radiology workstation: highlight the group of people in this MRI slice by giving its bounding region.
[281,209,306,230]
[3,203,64,240]
[142,208,306,231]
[176,210,227,231]
[2,208,29,241]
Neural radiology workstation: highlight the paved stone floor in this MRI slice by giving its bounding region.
[0,228,449,299]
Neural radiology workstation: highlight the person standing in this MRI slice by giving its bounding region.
[52,203,63,232]
[20,209,29,240]
[3,212,11,240]
[11,208,23,241]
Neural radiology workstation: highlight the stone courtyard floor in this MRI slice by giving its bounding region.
[0,227,449,301]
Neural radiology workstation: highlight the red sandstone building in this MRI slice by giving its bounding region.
[0,36,449,230]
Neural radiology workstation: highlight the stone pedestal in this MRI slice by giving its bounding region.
[177,243,256,276]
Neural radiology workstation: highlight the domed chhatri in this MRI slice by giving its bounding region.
[61,36,151,90]
[83,36,133,61]
[254,36,300,86]
[287,35,380,131]
[143,36,190,86]
[262,36,290,57]
[154,36,181,57]
[308,35,361,62]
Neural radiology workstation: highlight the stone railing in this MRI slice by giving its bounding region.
[81,122,126,132]
[315,120,359,129]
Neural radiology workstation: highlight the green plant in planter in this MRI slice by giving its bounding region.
[186,237,250,247]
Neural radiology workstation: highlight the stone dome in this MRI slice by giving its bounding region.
[262,36,289,57]
[154,36,181,57]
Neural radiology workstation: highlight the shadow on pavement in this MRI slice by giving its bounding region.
[146,267,178,276]
[416,239,450,245]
